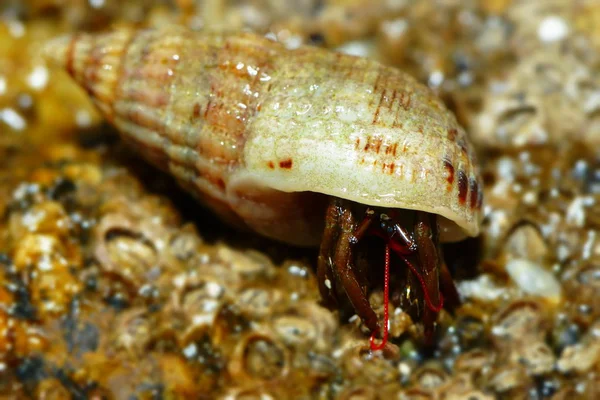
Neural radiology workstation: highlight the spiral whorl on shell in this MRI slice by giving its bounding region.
[44,25,482,245]
[44,26,331,246]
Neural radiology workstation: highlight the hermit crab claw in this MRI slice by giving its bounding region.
[317,198,461,350]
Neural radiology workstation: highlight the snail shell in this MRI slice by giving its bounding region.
[43,25,482,246]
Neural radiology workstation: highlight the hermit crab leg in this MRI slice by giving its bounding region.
[390,244,444,313]
[414,212,444,341]
[317,200,341,307]
[415,212,443,312]
[352,208,375,242]
[318,199,380,333]
[333,205,379,333]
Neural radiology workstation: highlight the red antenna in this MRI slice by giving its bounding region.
[370,244,390,351]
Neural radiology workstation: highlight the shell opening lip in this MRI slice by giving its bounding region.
[323,193,479,241]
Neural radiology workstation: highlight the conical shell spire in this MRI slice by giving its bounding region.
[43,29,136,119]
[42,34,72,71]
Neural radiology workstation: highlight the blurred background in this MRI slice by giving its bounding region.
[0,1,599,399]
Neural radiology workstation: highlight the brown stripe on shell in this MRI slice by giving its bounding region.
[399,91,411,111]
[203,99,212,118]
[372,89,386,124]
[126,87,170,108]
[457,169,468,204]
[104,30,201,188]
[116,32,181,146]
[193,102,201,118]
[374,138,382,153]
[469,177,478,209]
[279,159,293,169]
[110,30,142,120]
[388,89,397,110]
[391,91,409,128]
[443,157,455,187]
[447,128,457,141]
[197,37,275,165]
[372,69,382,94]
[66,34,79,78]
[82,37,103,98]
[381,162,396,174]
[361,135,386,154]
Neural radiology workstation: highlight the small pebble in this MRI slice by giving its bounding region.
[505,259,561,303]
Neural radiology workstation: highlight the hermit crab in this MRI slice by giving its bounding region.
[43,25,482,349]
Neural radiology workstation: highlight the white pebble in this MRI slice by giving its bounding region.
[381,19,408,39]
[505,258,561,303]
[284,35,303,50]
[457,274,505,301]
[75,110,93,128]
[582,230,597,260]
[522,191,537,205]
[398,362,411,376]
[182,342,197,358]
[566,197,588,227]
[27,66,49,90]
[428,71,444,88]
[538,16,569,43]
[336,40,373,58]
[89,0,106,8]
[0,108,26,131]
[205,281,223,298]
[7,20,25,38]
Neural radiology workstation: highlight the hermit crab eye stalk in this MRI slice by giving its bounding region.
[375,215,417,255]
